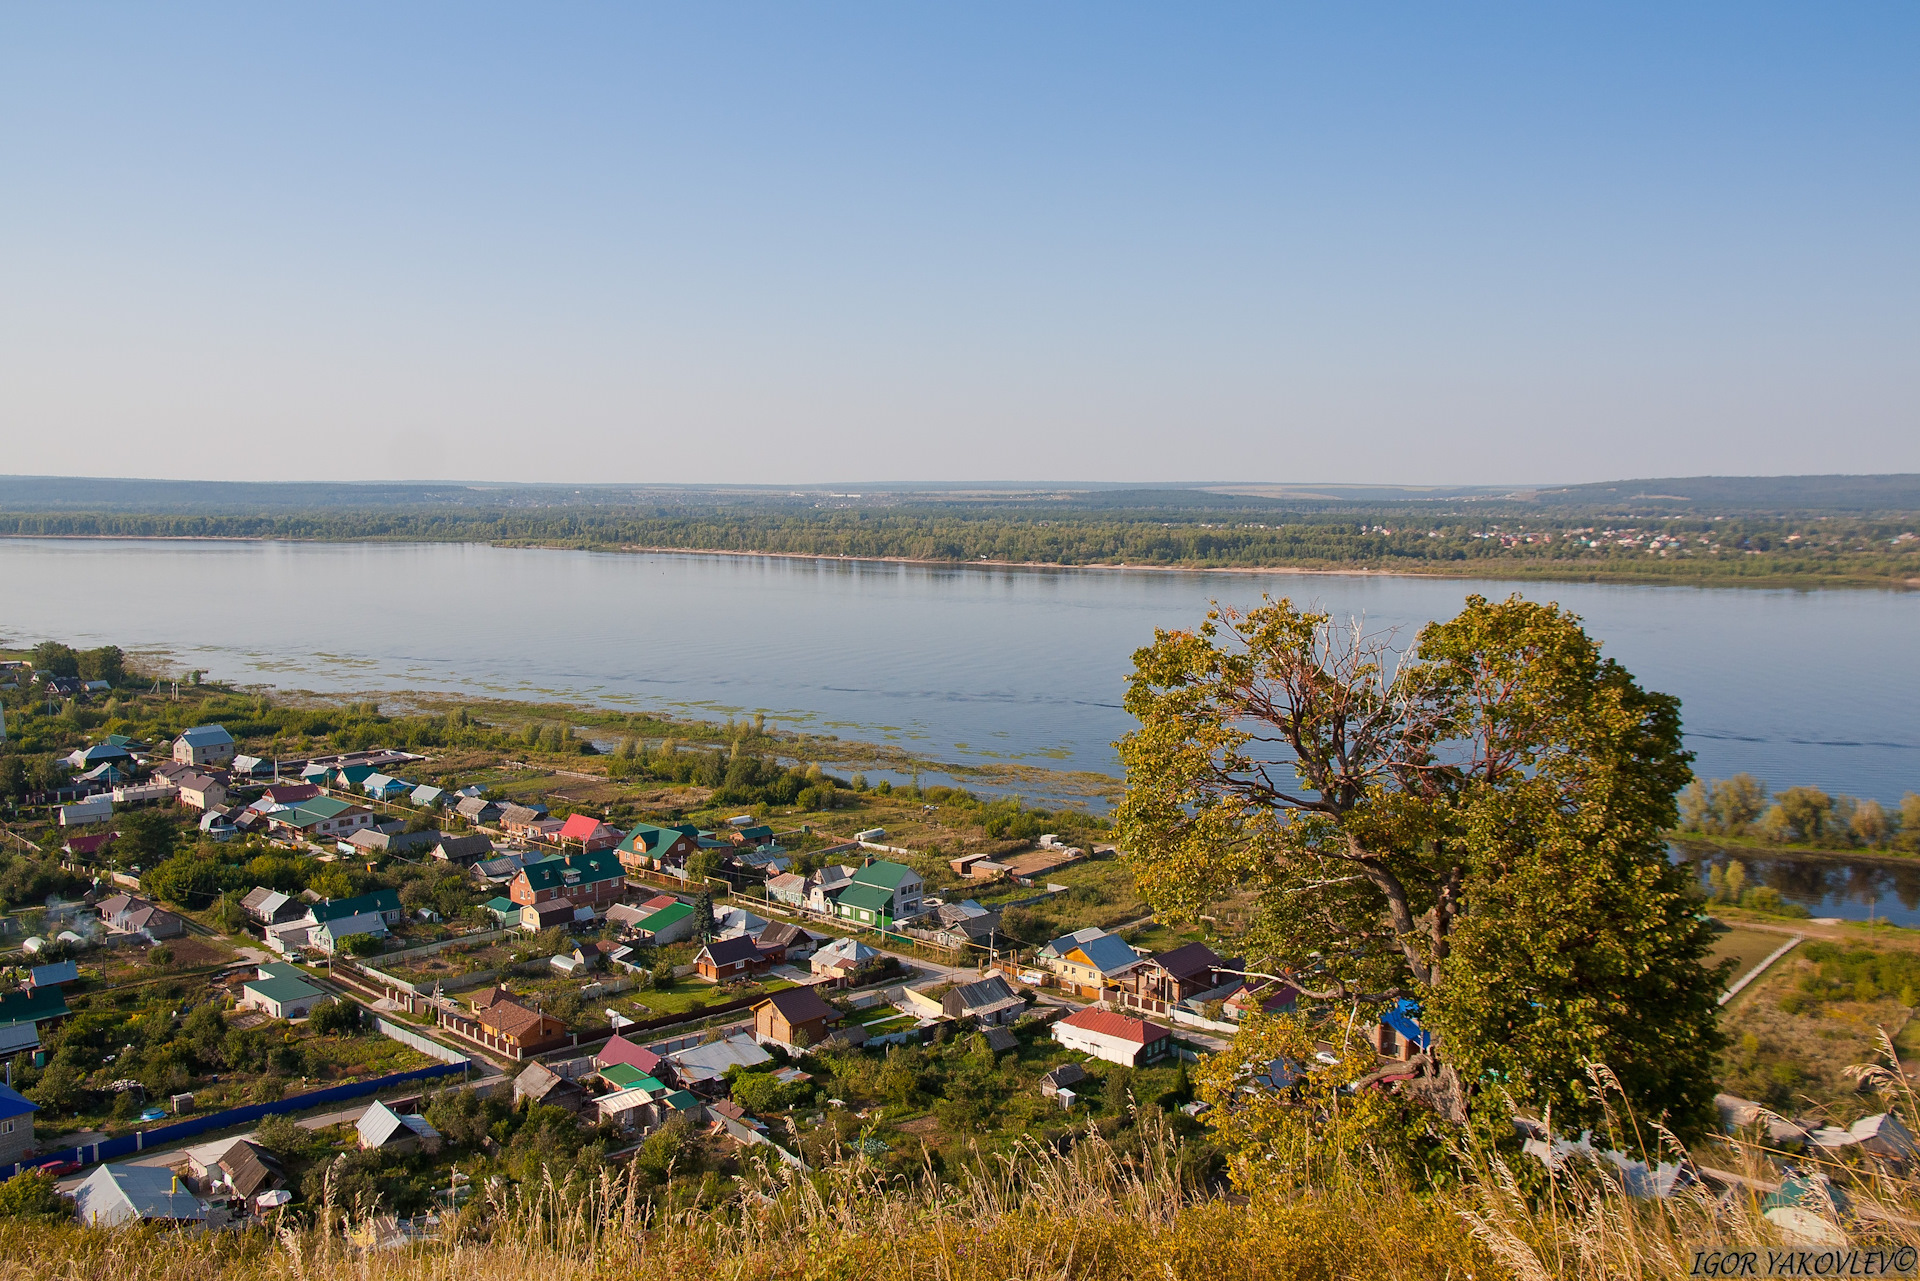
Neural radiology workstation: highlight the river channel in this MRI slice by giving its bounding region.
[1,538,1915,805]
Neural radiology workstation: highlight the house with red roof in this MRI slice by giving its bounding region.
[1051,1006,1174,1066]
[557,813,621,852]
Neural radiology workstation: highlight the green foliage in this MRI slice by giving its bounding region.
[728,1068,810,1114]
[1116,594,1724,1141]
[308,997,365,1035]
[251,1112,316,1161]
[0,1170,69,1220]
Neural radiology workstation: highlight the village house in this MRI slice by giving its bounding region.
[557,813,622,851]
[313,911,390,954]
[96,893,185,941]
[1117,942,1238,1016]
[805,865,857,914]
[1052,1007,1175,1067]
[1038,927,1143,997]
[941,975,1025,1025]
[173,724,236,767]
[308,889,405,930]
[240,971,327,1019]
[508,848,626,912]
[171,771,228,812]
[73,1164,207,1227]
[451,986,570,1058]
[753,987,842,1052]
[0,1083,37,1166]
[763,871,808,907]
[809,936,882,986]
[594,1033,671,1082]
[846,859,924,919]
[628,900,697,945]
[261,782,322,806]
[357,1099,442,1154]
[267,796,376,841]
[431,833,494,865]
[513,1062,588,1113]
[755,921,813,963]
[499,804,554,840]
[615,823,700,875]
[1223,982,1298,1022]
[240,886,302,926]
[211,1140,285,1205]
[455,796,504,826]
[519,900,576,932]
[694,934,770,982]
[1372,1000,1431,1061]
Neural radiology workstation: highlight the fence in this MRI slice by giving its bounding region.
[3,1060,467,1181]
[374,1017,472,1066]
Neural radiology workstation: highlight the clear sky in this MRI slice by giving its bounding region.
[2,5,1915,486]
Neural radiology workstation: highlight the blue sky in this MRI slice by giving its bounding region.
[2,5,1914,485]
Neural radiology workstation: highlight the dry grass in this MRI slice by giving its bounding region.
[11,1105,1920,1281]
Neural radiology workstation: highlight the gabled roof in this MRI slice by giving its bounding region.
[217,1140,283,1199]
[698,935,763,967]
[75,1163,206,1225]
[758,922,807,949]
[1380,999,1432,1051]
[596,1062,666,1093]
[1057,1007,1170,1044]
[835,883,894,913]
[411,784,446,805]
[357,1099,440,1148]
[520,849,624,893]
[178,724,234,748]
[947,975,1018,1013]
[757,986,841,1026]
[456,796,500,818]
[851,859,916,891]
[315,911,388,941]
[982,1026,1020,1053]
[594,1034,665,1075]
[281,796,363,826]
[618,823,695,857]
[812,936,877,967]
[559,813,614,841]
[245,975,325,1006]
[1148,942,1224,983]
[311,889,402,924]
[434,833,493,860]
[638,902,694,932]
[499,803,545,825]
[513,1061,584,1103]
[62,831,118,856]
[0,1082,39,1121]
[1049,930,1142,977]
[29,961,79,987]
[0,985,70,1028]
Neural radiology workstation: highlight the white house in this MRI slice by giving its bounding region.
[173,724,236,767]
[1051,1007,1174,1067]
[313,910,389,954]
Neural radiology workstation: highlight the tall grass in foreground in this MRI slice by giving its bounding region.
[4,1109,1919,1281]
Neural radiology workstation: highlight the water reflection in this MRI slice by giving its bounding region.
[1673,843,1920,926]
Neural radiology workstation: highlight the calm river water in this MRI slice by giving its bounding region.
[2,539,1916,806]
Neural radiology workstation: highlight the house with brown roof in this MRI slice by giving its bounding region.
[513,1061,588,1113]
[694,934,769,982]
[1117,942,1237,1016]
[753,987,842,1052]
[96,893,185,941]
[445,986,570,1058]
[755,921,812,963]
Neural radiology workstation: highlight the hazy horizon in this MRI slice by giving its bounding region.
[3,6,1915,485]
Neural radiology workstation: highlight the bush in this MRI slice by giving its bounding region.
[308,998,365,1036]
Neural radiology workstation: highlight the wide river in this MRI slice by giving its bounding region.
[2,539,1916,806]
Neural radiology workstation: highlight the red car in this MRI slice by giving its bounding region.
[26,1158,80,1178]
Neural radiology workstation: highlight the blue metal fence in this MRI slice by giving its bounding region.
[2,1060,467,1180]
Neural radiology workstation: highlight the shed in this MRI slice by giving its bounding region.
[356,1099,441,1154]
[513,1062,588,1113]
[241,974,327,1019]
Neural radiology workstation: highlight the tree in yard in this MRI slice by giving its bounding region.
[309,997,365,1036]
[1115,594,1723,1148]
[0,1169,70,1220]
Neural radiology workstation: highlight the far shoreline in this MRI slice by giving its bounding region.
[2,531,1912,593]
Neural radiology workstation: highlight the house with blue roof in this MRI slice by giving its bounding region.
[1373,999,1432,1061]
[1038,927,1144,996]
[0,1083,38,1165]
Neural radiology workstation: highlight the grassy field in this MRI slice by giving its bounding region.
[1707,923,1793,991]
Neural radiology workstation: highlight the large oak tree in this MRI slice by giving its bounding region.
[1115,594,1724,1137]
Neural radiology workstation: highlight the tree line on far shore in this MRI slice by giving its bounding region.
[1679,774,1920,851]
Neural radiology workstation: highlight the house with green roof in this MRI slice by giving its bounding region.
[510,848,626,912]
[615,823,700,874]
[240,973,327,1019]
[596,1062,667,1094]
[833,881,899,928]
[0,985,69,1032]
[848,859,925,921]
[269,794,375,841]
[308,888,404,927]
[634,900,698,944]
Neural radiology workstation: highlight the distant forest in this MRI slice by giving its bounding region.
[1,475,1917,586]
